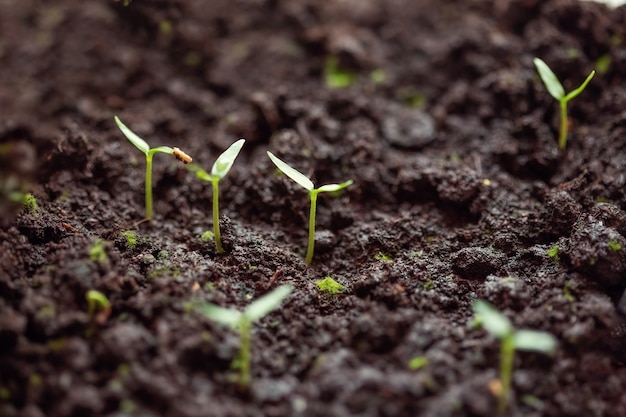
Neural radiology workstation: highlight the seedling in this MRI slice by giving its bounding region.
[408,356,428,370]
[85,290,111,323]
[472,300,557,414]
[193,284,292,391]
[189,139,245,254]
[324,55,356,88]
[200,230,214,243]
[374,252,393,262]
[89,239,109,264]
[267,151,353,264]
[533,58,595,149]
[114,116,193,220]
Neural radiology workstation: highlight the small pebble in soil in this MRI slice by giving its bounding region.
[452,247,506,280]
[381,101,436,149]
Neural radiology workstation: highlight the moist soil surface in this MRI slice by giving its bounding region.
[2,1,626,416]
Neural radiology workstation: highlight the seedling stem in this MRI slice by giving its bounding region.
[212,180,223,253]
[307,190,319,264]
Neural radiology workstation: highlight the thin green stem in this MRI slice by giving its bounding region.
[212,180,224,253]
[499,335,515,414]
[305,191,318,265]
[145,153,154,220]
[558,100,568,149]
[238,319,251,391]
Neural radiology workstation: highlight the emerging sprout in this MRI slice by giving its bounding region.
[324,55,356,89]
[189,139,245,254]
[547,244,560,263]
[114,116,193,220]
[533,58,595,149]
[22,193,39,216]
[473,300,557,414]
[89,239,109,264]
[85,290,111,323]
[267,151,353,264]
[408,356,428,370]
[193,284,292,391]
[121,230,138,251]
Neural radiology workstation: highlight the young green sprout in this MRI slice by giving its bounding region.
[533,58,595,149]
[193,284,292,391]
[189,139,245,254]
[472,300,557,414]
[114,116,193,220]
[85,290,111,324]
[267,151,353,264]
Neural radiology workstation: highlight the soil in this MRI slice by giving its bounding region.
[2,0,626,416]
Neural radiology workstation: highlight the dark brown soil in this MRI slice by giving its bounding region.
[2,0,626,416]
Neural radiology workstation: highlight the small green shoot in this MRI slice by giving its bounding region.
[316,276,346,295]
[608,240,622,251]
[200,230,214,243]
[547,244,560,263]
[533,58,595,149]
[190,139,245,254]
[408,356,428,370]
[324,56,356,88]
[115,116,193,220]
[121,230,138,251]
[374,252,393,262]
[267,151,353,264]
[89,239,109,264]
[22,193,39,216]
[86,290,111,323]
[473,300,557,415]
[193,284,292,391]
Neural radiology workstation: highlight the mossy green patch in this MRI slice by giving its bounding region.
[315,276,346,296]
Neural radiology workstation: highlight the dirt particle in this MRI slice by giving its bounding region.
[452,247,506,280]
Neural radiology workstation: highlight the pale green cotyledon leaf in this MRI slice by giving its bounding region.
[533,58,565,101]
[244,284,292,323]
[211,139,246,179]
[473,300,513,339]
[513,329,557,354]
[317,180,354,193]
[115,116,150,155]
[194,302,242,327]
[267,152,314,191]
